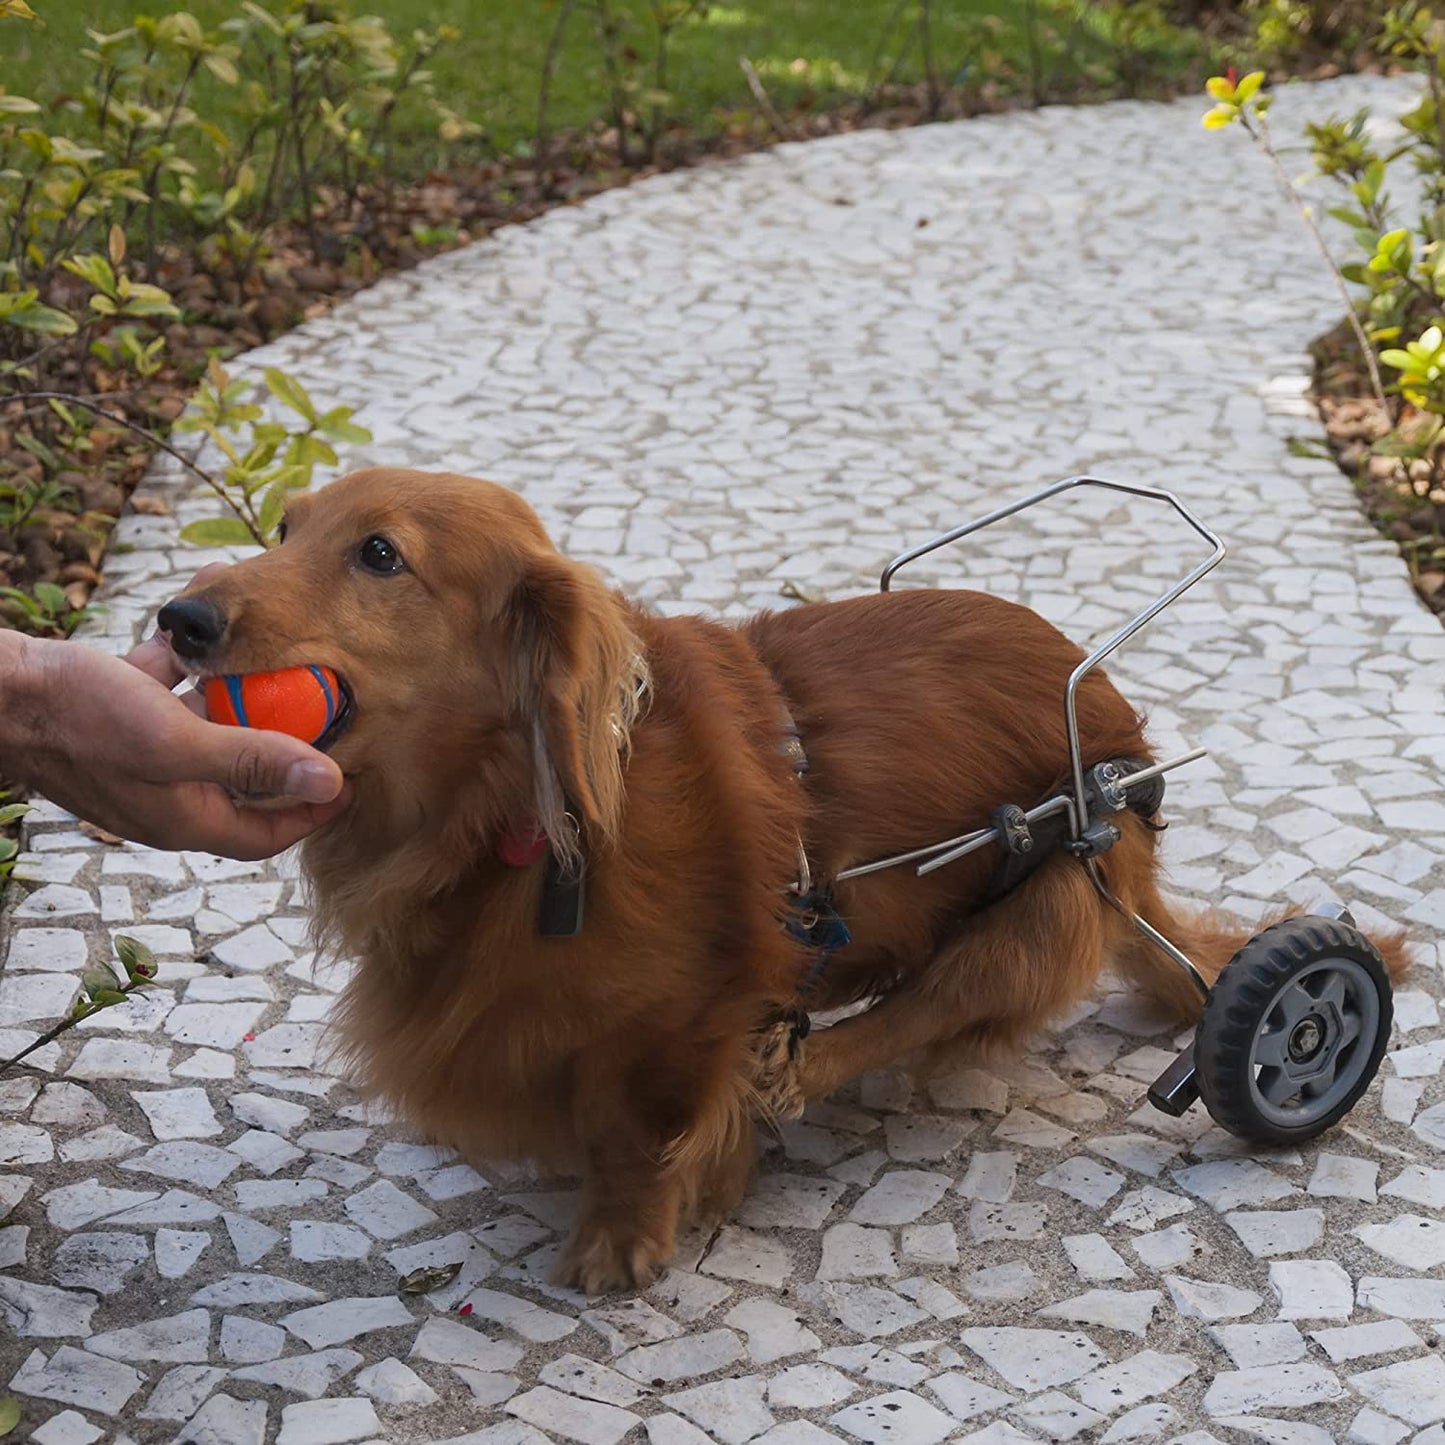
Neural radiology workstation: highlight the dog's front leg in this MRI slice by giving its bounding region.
[554,1066,684,1296]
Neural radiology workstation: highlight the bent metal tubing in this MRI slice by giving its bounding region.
[842,475,1228,998]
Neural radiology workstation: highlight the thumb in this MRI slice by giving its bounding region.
[180,713,344,803]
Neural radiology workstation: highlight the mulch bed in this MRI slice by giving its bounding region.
[1,85,1039,631]
[1312,317,1445,619]
[0,49,1384,628]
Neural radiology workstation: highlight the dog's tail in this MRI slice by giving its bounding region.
[1103,819,1413,1023]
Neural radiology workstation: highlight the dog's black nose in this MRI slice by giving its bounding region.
[158,595,227,661]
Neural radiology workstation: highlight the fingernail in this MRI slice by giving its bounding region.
[285,760,340,803]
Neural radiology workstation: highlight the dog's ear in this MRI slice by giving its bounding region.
[507,552,642,862]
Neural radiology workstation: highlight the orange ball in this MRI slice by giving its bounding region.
[204,666,343,746]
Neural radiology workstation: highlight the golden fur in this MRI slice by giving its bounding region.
[168,467,1411,1293]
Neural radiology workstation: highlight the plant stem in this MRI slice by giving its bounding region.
[647,9,670,165]
[920,0,941,118]
[739,56,788,140]
[0,979,146,1077]
[592,0,633,168]
[1023,0,1044,107]
[5,391,266,544]
[0,1013,79,1076]
[864,0,912,101]
[287,40,322,261]
[1248,112,1389,412]
[537,0,583,186]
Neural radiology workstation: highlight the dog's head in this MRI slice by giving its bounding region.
[159,468,643,856]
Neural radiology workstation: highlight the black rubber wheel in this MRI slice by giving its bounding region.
[1195,916,1394,1146]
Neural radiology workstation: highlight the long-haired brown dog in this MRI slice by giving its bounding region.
[159,467,1408,1294]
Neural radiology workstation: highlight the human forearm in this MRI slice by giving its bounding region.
[0,627,57,777]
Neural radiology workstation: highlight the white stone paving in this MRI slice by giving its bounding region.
[3,73,1445,1443]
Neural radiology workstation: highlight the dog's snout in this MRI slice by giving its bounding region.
[158,595,228,661]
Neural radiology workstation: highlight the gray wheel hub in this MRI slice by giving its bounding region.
[1248,957,1379,1128]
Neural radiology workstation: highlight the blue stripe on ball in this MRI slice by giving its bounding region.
[224,674,250,728]
[306,664,337,731]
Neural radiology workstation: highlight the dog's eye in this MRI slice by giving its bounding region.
[358,535,404,575]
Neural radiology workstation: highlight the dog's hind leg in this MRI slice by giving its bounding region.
[778,857,1110,1111]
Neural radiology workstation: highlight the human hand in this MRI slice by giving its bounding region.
[4,627,350,860]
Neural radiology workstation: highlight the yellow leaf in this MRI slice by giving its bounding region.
[108,222,126,267]
[1235,71,1265,102]
[1205,76,1234,101]
[1202,106,1235,130]
[0,0,37,19]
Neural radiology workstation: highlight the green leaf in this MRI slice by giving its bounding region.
[0,587,41,617]
[257,478,289,540]
[264,367,318,424]
[241,437,281,471]
[115,935,157,982]
[62,253,118,296]
[0,1394,20,1438]
[120,293,180,319]
[291,433,337,469]
[32,582,68,615]
[179,516,261,548]
[91,989,129,1007]
[0,839,17,865]
[1235,70,1264,102]
[2,302,77,336]
[82,962,123,997]
[0,803,30,826]
[317,408,372,445]
[203,51,239,84]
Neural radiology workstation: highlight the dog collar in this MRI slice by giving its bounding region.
[497,817,549,868]
[496,816,585,938]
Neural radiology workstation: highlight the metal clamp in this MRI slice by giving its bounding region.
[1089,761,1131,813]
[1068,819,1122,859]
[991,804,1034,856]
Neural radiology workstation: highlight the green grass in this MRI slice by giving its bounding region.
[6,0,1209,168]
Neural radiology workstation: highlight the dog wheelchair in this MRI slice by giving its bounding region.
[835,475,1396,1146]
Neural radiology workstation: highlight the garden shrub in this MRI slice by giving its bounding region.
[0,0,435,633]
[1207,1,1445,599]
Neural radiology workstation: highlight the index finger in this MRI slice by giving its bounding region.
[127,564,229,689]
[125,633,188,690]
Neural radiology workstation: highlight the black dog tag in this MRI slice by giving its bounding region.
[539,853,585,938]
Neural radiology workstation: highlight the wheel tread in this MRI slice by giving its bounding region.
[1194,917,1393,1146]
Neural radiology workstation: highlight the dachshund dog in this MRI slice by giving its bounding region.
[158,467,1408,1293]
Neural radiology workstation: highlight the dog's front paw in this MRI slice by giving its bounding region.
[753,1019,807,1122]
[553,1220,670,1296]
